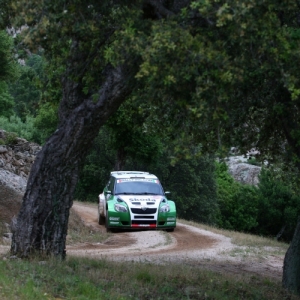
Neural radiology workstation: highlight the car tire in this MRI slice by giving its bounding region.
[105,213,111,232]
[166,228,174,232]
[98,213,105,225]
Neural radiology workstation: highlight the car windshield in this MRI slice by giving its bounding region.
[115,180,164,195]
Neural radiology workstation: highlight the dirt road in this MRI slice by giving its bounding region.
[69,202,285,281]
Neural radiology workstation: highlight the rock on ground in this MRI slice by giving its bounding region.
[0,184,22,223]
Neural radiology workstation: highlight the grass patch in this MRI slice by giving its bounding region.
[0,256,298,300]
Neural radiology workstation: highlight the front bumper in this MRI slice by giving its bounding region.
[106,209,176,230]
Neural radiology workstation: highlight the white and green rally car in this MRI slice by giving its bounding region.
[98,171,176,231]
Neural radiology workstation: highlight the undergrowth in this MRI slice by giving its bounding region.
[0,255,298,300]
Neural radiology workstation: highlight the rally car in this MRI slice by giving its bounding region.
[98,171,176,232]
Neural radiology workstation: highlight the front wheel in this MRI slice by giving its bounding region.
[98,213,105,225]
[166,228,175,232]
[105,213,111,232]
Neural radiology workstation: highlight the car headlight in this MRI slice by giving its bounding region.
[159,204,170,213]
[114,203,128,212]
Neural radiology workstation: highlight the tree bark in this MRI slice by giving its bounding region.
[282,219,300,295]
[10,65,132,258]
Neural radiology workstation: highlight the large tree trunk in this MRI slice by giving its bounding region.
[282,219,300,295]
[10,65,131,258]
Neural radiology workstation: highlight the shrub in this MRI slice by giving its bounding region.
[160,155,218,225]
[255,168,300,241]
[0,114,38,142]
[4,131,18,145]
[33,102,59,144]
[216,162,259,232]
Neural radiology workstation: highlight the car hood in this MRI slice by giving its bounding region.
[117,195,164,209]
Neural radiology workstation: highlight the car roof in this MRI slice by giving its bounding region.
[110,171,158,179]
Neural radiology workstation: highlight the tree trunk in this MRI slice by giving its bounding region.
[10,65,132,258]
[282,219,300,295]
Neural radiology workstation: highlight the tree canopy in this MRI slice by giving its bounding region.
[11,0,300,161]
[122,0,300,162]
[0,31,17,117]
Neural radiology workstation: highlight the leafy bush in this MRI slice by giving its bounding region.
[0,81,14,117]
[75,127,116,202]
[159,155,218,225]
[247,157,261,166]
[33,102,59,144]
[216,162,259,232]
[215,163,300,240]
[0,114,38,141]
[255,168,300,241]
[4,131,18,145]
[8,54,47,121]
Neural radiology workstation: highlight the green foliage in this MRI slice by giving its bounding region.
[159,155,218,225]
[106,97,164,170]
[255,168,300,241]
[216,162,259,232]
[0,31,17,82]
[0,99,57,145]
[247,157,261,166]
[0,115,38,141]
[0,130,18,145]
[0,81,14,117]
[0,31,17,118]
[0,49,54,144]
[215,163,300,240]
[0,0,10,29]
[33,102,59,144]
[75,127,116,202]
[9,54,44,121]
[11,0,137,102]
[4,131,18,145]
[9,0,300,164]
[104,0,300,162]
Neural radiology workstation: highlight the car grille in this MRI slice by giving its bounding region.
[131,208,157,214]
[132,220,157,225]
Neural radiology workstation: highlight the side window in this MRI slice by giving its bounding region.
[108,177,115,194]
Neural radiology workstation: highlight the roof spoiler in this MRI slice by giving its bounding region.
[110,171,150,175]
